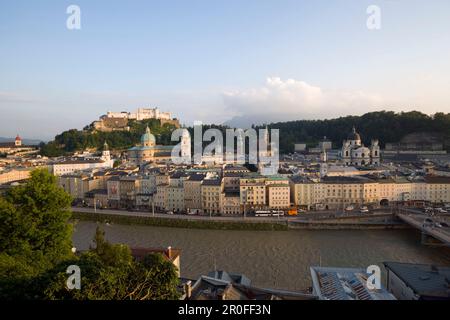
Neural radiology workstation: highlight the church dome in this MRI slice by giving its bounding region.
[347,126,361,141]
[141,126,156,145]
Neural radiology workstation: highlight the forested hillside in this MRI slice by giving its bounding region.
[260,111,450,153]
[39,111,450,156]
[39,119,177,157]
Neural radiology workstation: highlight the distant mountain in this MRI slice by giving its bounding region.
[0,137,43,146]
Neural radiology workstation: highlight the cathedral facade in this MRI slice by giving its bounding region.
[340,127,380,166]
[128,126,190,165]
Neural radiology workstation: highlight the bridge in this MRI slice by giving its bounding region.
[396,209,450,247]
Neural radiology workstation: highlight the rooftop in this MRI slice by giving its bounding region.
[187,173,206,181]
[424,175,450,184]
[170,171,189,179]
[310,266,395,300]
[267,183,290,188]
[202,179,222,186]
[54,159,105,165]
[383,262,450,299]
[266,175,289,181]
[321,176,375,184]
[188,273,316,300]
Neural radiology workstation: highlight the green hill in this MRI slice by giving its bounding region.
[257,111,450,153]
[40,110,450,157]
[39,119,177,157]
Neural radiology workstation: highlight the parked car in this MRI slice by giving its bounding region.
[360,206,370,213]
[345,205,354,212]
[167,211,174,215]
[435,208,448,213]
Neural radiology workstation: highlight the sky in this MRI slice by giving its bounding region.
[1,0,450,140]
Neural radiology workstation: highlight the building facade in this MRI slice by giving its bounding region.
[202,178,223,215]
[341,127,380,166]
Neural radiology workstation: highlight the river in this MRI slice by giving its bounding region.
[72,221,450,291]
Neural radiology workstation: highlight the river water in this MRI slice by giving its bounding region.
[72,221,450,291]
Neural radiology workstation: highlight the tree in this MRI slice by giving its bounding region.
[0,169,74,298]
[0,169,73,264]
[0,172,180,300]
[41,227,180,300]
[128,253,180,300]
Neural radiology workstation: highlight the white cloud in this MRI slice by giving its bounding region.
[222,77,385,123]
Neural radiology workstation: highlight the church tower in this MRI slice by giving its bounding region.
[101,141,111,162]
[180,128,191,160]
[370,139,380,165]
[341,140,351,165]
[15,134,22,146]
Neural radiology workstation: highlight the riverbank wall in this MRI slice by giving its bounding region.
[71,211,289,231]
[288,221,409,230]
[71,211,408,231]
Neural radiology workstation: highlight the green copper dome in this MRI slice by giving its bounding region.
[141,126,156,145]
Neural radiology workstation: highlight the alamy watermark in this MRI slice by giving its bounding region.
[66,5,81,30]
[367,5,381,30]
[170,122,280,174]
[366,265,381,290]
[66,265,81,290]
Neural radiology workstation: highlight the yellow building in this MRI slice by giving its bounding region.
[0,168,32,185]
[240,174,266,211]
[290,175,450,209]
[266,184,290,209]
[201,178,222,215]
[424,176,450,203]
[221,191,241,215]
[184,173,205,214]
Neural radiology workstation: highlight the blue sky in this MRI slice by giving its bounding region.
[1,0,450,140]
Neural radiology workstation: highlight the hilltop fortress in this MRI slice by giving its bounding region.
[93,107,180,132]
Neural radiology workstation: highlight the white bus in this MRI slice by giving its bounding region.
[255,210,285,217]
[255,210,272,217]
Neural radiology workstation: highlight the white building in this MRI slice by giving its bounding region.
[52,142,114,176]
[106,107,171,121]
[341,127,380,166]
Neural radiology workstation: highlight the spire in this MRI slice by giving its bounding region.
[103,140,109,150]
[352,126,356,134]
[145,125,151,135]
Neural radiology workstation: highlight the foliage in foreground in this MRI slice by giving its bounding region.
[0,169,179,300]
